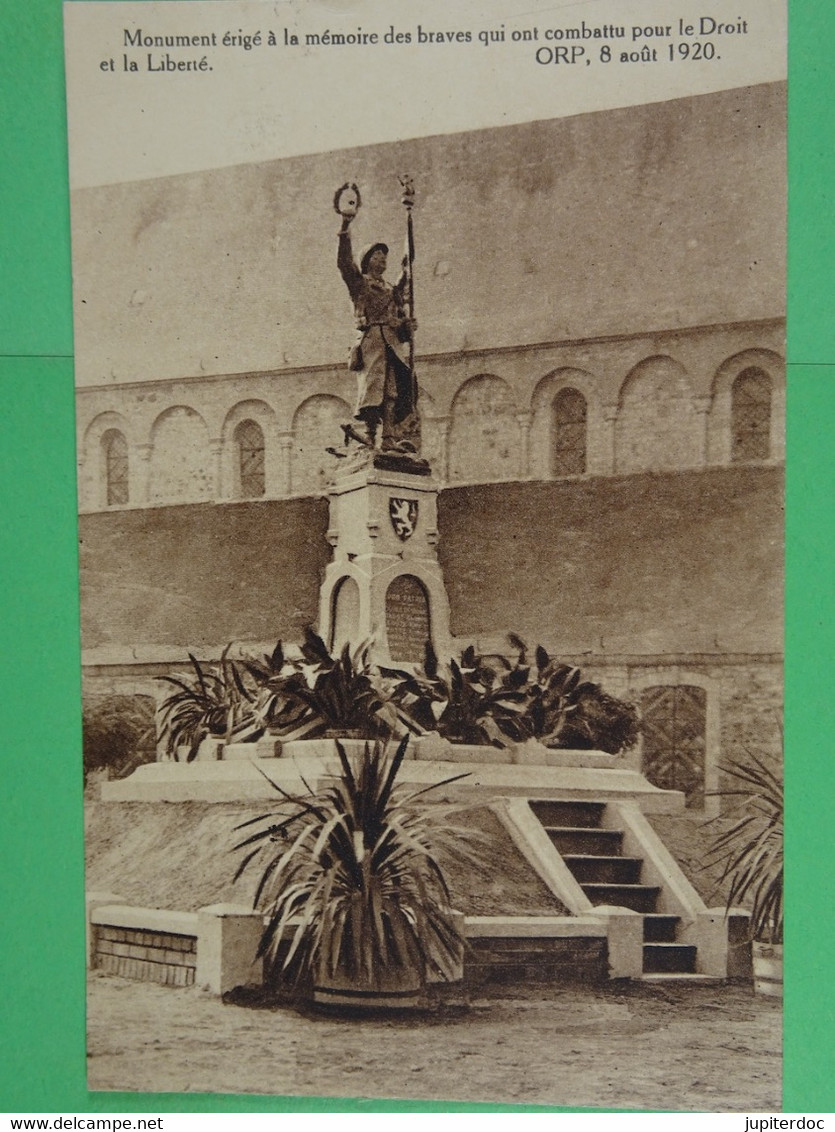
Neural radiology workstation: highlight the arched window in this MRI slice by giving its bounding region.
[235,419,265,497]
[552,387,587,476]
[640,685,707,809]
[731,368,771,462]
[102,430,129,506]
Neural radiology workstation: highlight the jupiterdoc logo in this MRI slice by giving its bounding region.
[745,1120,825,1131]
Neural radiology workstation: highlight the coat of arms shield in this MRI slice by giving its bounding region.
[389,497,418,540]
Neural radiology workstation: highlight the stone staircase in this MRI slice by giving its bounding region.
[528,799,700,977]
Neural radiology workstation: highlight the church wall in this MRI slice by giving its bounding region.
[79,495,330,651]
[76,318,785,511]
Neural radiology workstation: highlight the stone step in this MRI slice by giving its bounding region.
[545,827,624,856]
[643,914,681,942]
[562,855,643,885]
[581,883,661,913]
[643,943,697,973]
[468,936,581,954]
[529,800,606,828]
[640,973,724,986]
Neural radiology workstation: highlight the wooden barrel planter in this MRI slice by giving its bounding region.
[752,941,783,997]
[312,962,426,1012]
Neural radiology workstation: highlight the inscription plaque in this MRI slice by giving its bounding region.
[385,574,430,664]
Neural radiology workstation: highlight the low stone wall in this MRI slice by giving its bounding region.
[88,900,263,995]
[466,936,608,987]
[95,924,197,987]
[88,901,613,994]
[464,915,609,987]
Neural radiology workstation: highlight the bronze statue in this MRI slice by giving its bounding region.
[334,181,420,455]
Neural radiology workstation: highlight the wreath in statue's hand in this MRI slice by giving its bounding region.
[333,183,361,218]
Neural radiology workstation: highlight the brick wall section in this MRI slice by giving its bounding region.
[79,495,329,649]
[91,915,608,989]
[439,467,783,657]
[718,663,784,778]
[94,925,196,987]
[465,937,608,987]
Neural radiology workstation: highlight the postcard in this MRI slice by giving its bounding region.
[64,0,786,1108]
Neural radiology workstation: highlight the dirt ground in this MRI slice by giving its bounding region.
[87,972,781,1110]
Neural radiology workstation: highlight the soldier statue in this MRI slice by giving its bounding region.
[334,181,420,456]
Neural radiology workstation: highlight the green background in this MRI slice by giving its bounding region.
[1,0,831,1113]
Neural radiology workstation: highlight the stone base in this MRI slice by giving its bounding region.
[101,754,685,812]
[371,451,431,476]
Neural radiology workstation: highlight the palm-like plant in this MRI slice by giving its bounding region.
[233,736,478,994]
[705,752,783,944]
[241,638,316,738]
[505,636,640,753]
[157,645,258,759]
[502,636,588,745]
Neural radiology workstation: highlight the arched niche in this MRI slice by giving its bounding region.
[614,356,700,473]
[291,394,352,496]
[448,374,519,483]
[331,575,361,652]
[707,349,785,465]
[80,410,133,511]
[220,399,279,498]
[530,369,595,480]
[148,405,212,504]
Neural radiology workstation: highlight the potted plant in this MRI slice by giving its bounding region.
[706,752,783,995]
[232,734,476,1010]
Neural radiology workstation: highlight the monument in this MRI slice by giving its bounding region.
[318,180,453,664]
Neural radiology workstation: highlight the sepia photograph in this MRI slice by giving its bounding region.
[65,0,785,1109]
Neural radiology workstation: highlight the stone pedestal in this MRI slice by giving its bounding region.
[318,454,452,665]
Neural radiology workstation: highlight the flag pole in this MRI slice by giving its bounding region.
[399,175,417,402]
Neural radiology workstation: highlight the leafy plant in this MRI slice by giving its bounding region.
[392,642,528,746]
[506,637,639,753]
[82,694,156,784]
[233,736,480,991]
[245,629,405,740]
[241,638,315,738]
[705,752,783,944]
[157,645,259,759]
[558,686,640,754]
[394,636,639,754]
[500,636,587,745]
[158,631,639,758]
